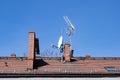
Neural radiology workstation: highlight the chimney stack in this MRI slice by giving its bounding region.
[10,53,16,58]
[64,43,71,62]
[27,31,36,69]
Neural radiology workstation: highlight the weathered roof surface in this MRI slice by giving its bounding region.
[0,57,120,77]
[36,57,120,74]
[0,57,28,73]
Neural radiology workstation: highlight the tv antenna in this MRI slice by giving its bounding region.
[58,36,63,48]
[63,16,75,37]
[51,35,64,61]
[52,35,63,49]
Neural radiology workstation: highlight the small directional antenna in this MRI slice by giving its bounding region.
[51,44,57,49]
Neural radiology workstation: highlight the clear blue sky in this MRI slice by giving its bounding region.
[0,0,120,57]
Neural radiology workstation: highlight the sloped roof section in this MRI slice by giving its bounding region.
[0,57,120,77]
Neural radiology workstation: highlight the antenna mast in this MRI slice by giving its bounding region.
[63,16,75,43]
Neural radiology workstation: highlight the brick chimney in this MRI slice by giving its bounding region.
[10,53,16,57]
[64,43,71,62]
[85,54,91,60]
[27,31,36,69]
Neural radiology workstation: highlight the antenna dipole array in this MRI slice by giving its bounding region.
[63,16,75,44]
[63,16,75,37]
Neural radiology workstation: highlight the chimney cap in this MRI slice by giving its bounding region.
[29,31,35,33]
[64,42,71,46]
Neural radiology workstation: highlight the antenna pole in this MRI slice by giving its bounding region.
[69,35,72,50]
[63,16,75,54]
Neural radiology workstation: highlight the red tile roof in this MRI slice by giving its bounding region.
[0,57,120,77]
